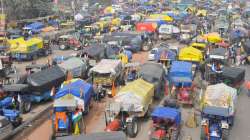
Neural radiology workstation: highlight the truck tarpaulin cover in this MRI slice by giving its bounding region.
[115,79,154,112]
[139,62,164,82]
[202,83,237,116]
[209,47,227,59]
[222,67,245,83]
[151,107,181,125]
[54,79,93,108]
[154,48,176,61]
[136,22,157,32]
[24,22,45,32]
[178,46,203,62]
[58,57,87,78]
[27,66,65,92]
[169,61,192,85]
[90,59,122,74]
[83,45,106,59]
[55,131,127,140]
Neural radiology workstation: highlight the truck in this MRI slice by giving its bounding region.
[104,79,154,138]
[89,59,125,96]
[1,66,65,118]
[179,24,197,44]
[168,61,196,106]
[138,62,166,99]
[57,57,88,79]
[0,84,25,126]
[221,67,245,95]
[51,78,94,138]
[200,83,237,140]
[158,24,180,40]
[8,37,51,61]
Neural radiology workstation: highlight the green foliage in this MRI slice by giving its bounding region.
[4,0,54,20]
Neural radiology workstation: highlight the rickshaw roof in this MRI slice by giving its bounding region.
[151,107,181,125]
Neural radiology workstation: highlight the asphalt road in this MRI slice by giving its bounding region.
[16,42,250,140]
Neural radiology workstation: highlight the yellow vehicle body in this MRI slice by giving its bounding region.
[111,18,121,26]
[196,9,207,17]
[190,42,207,52]
[148,14,173,22]
[202,32,222,43]
[95,21,109,32]
[104,6,115,14]
[8,37,43,53]
[178,46,203,63]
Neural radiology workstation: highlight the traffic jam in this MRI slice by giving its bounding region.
[0,0,250,140]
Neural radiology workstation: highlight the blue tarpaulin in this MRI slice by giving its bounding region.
[124,50,132,60]
[169,61,193,86]
[24,22,44,33]
[151,107,181,125]
[154,48,176,61]
[55,79,93,105]
[169,61,192,78]
[230,29,246,40]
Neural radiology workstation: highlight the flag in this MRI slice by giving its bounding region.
[111,81,116,97]
[66,71,73,81]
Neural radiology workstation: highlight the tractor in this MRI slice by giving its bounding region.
[200,83,237,140]
[104,79,154,138]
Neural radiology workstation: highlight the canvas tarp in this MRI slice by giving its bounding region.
[58,57,87,78]
[169,61,193,86]
[27,66,65,92]
[139,62,164,81]
[151,107,181,125]
[178,46,203,62]
[222,67,245,83]
[54,79,93,109]
[114,79,154,112]
[209,47,227,59]
[90,59,122,74]
[203,83,237,109]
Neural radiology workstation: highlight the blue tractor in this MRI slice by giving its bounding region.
[51,78,94,139]
[149,97,181,140]
[0,65,66,125]
[0,84,28,126]
[200,83,237,140]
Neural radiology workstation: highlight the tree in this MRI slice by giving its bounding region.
[4,0,54,20]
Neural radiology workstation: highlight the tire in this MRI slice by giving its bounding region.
[19,100,32,113]
[222,129,229,140]
[126,118,138,138]
[200,126,206,140]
